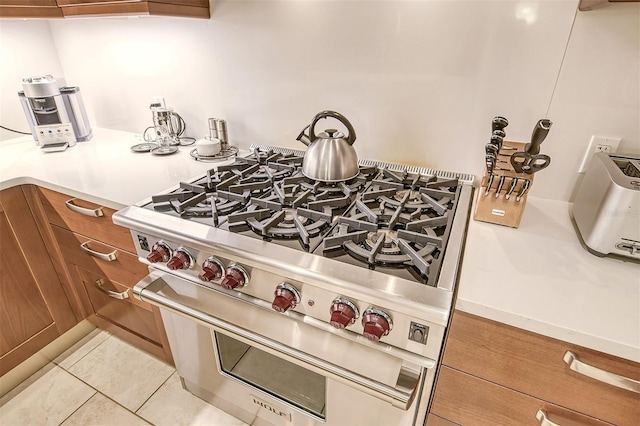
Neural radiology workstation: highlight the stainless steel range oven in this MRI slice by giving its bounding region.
[113,145,473,426]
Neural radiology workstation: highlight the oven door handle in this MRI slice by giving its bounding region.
[135,272,427,410]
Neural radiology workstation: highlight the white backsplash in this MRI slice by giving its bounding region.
[1,1,638,202]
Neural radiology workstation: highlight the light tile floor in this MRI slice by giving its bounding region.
[0,330,248,426]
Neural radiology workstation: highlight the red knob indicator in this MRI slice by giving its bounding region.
[272,284,300,313]
[198,258,224,282]
[362,309,392,342]
[147,242,171,263]
[221,266,248,290]
[329,299,359,329]
[167,250,191,270]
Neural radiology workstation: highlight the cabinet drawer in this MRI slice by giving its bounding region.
[76,267,161,345]
[53,227,148,289]
[443,311,640,425]
[38,187,135,253]
[431,367,612,426]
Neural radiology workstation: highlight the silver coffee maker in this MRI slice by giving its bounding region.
[18,75,92,150]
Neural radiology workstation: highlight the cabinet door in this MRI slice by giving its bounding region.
[38,187,137,253]
[55,0,209,18]
[0,187,77,375]
[0,1,63,18]
[431,367,612,426]
[442,311,640,425]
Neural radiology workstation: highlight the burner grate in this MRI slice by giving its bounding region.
[318,171,463,285]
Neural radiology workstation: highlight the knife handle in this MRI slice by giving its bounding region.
[525,119,552,155]
[493,129,506,139]
[485,143,499,156]
[492,116,509,132]
[485,156,496,175]
[490,134,503,151]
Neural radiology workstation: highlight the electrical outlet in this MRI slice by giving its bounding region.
[578,135,621,173]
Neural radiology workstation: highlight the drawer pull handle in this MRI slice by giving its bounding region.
[536,410,560,426]
[563,351,640,393]
[65,199,104,217]
[80,242,117,262]
[95,279,129,300]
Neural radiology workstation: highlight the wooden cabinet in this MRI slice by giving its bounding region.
[0,186,77,376]
[34,186,173,364]
[0,0,208,19]
[0,1,63,18]
[430,311,640,426]
[56,0,209,19]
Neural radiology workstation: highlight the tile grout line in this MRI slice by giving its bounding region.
[53,333,168,426]
[55,388,98,426]
[133,370,176,418]
[53,332,113,372]
[53,355,170,425]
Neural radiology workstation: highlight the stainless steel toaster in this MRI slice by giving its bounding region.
[572,152,640,259]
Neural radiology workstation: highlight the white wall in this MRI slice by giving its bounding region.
[1,1,638,202]
[0,20,65,140]
[543,4,640,200]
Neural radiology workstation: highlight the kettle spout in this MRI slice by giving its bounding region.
[297,125,311,146]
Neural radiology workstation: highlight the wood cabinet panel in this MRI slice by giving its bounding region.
[51,226,148,291]
[0,0,63,18]
[76,267,160,342]
[69,264,172,363]
[1,0,208,18]
[0,186,77,375]
[43,194,173,364]
[426,413,459,426]
[0,209,53,356]
[431,367,612,426]
[37,187,136,253]
[56,0,209,18]
[56,0,206,6]
[442,311,640,425]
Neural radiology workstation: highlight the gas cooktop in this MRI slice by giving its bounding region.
[140,145,474,287]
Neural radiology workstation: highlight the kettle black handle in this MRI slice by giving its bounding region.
[309,110,357,145]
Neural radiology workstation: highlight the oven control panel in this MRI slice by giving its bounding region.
[133,232,444,359]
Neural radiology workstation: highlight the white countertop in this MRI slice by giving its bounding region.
[457,195,640,362]
[2,129,638,363]
[0,128,230,210]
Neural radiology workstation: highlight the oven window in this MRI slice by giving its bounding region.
[215,332,326,420]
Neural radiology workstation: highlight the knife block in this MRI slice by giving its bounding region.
[473,140,534,228]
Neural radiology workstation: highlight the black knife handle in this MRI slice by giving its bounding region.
[525,119,552,155]
[492,116,509,132]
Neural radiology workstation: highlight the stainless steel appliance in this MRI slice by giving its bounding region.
[18,75,92,150]
[113,145,474,425]
[572,152,640,259]
[297,110,360,182]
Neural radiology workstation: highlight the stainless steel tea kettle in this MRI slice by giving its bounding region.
[296,110,359,182]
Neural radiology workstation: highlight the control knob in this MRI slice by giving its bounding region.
[272,283,301,313]
[361,308,393,342]
[166,247,194,271]
[198,257,225,282]
[221,265,249,290]
[147,241,172,263]
[329,298,359,329]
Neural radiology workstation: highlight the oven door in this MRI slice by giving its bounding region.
[134,271,437,426]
